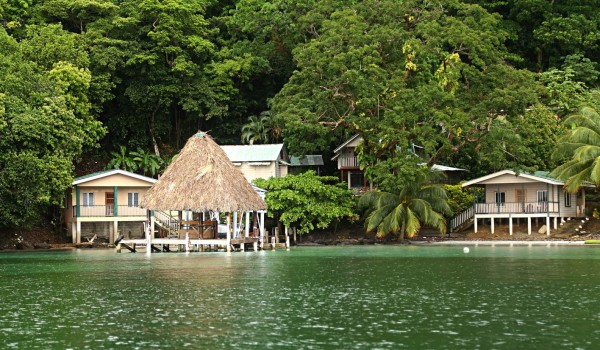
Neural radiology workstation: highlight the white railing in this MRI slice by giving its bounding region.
[450,206,474,232]
[74,205,147,217]
[154,210,180,236]
[474,201,559,214]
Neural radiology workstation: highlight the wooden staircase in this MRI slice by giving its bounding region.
[450,206,474,233]
[154,211,180,238]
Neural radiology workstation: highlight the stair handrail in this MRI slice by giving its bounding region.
[154,210,180,236]
[450,206,475,232]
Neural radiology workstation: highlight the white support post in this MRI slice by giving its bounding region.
[527,217,532,235]
[226,214,232,253]
[245,211,250,238]
[71,222,77,244]
[259,211,265,249]
[253,241,258,252]
[553,217,558,230]
[185,232,190,253]
[112,220,118,244]
[509,215,513,236]
[233,212,238,239]
[474,217,477,233]
[546,216,551,236]
[76,220,81,244]
[150,215,155,241]
[491,218,495,234]
[146,223,152,255]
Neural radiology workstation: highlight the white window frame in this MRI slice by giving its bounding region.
[537,190,548,203]
[564,192,572,207]
[128,192,139,207]
[495,192,506,206]
[82,192,94,206]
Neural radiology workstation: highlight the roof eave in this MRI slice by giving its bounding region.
[333,134,361,154]
[73,169,157,185]
[462,170,564,188]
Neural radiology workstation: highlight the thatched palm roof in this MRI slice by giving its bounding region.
[140,132,267,212]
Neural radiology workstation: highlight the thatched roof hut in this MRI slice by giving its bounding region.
[141,132,267,212]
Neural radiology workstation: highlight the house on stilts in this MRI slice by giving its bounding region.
[119,131,269,253]
[452,169,592,235]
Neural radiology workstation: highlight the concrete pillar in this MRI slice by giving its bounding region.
[111,220,118,244]
[76,220,81,243]
[553,217,558,230]
[546,217,551,236]
[474,217,477,233]
[71,222,77,243]
[527,217,531,235]
[491,218,495,234]
[509,216,513,236]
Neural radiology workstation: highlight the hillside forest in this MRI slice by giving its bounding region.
[1,0,600,230]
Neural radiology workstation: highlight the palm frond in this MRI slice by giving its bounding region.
[565,166,593,192]
[366,204,395,232]
[404,208,421,238]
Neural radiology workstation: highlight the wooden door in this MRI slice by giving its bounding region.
[105,192,114,216]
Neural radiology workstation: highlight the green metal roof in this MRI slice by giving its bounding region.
[73,169,115,182]
[73,169,158,185]
[289,155,324,166]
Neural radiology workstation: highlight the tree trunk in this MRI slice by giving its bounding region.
[148,108,161,158]
[399,222,406,241]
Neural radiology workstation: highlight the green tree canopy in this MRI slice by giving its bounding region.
[551,91,600,191]
[253,171,357,234]
[359,158,451,240]
[0,28,105,228]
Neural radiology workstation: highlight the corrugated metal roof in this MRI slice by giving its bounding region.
[289,155,324,166]
[431,164,467,172]
[462,169,566,187]
[73,169,115,182]
[220,144,284,162]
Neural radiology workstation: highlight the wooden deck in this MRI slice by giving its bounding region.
[117,237,264,253]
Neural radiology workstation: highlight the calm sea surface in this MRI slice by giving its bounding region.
[1,246,600,349]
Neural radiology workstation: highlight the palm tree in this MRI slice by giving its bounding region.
[130,148,162,177]
[359,171,451,241]
[241,112,273,144]
[551,105,600,192]
[106,145,137,172]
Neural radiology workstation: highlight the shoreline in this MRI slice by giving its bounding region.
[1,240,597,253]
[413,240,589,246]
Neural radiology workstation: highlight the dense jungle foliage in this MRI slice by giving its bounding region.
[1,0,600,229]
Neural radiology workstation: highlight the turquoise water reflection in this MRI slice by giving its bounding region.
[1,246,600,349]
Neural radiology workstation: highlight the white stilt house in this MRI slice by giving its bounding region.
[457,170,591,235]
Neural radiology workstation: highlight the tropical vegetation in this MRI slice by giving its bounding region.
[253,171,357,235]
[551,94,600,191]
[1,0,600,233]
[358,157,451,240]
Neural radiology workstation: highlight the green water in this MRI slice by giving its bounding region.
[1,246,600,349]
